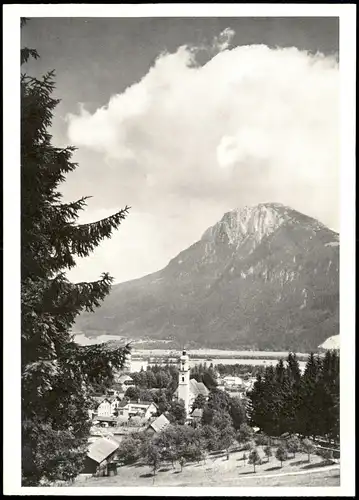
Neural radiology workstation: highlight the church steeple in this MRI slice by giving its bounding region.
[178,348,190,415]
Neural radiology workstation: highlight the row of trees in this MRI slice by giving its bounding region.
[248,352,339,441]
[118,420,249,474]
[118,421,327,476]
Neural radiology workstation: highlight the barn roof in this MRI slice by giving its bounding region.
[148,414,170,433]
[87,438,119,464]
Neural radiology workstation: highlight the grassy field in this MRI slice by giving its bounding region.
[73,447,340,488]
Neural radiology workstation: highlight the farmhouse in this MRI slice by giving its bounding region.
[95,397,122,417]
[82,437,119,476]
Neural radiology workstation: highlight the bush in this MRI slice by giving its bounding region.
[317,448,334,462]
[241,439,256,451]
[237,423,254,443]
[117,436,141,465]
[255,433,269,446]
[263,445,272,462]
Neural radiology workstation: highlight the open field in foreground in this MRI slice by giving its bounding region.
[73,448,340,488]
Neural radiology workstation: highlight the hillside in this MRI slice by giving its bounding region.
[75,203,339,351]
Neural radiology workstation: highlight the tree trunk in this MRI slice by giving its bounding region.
[253,464,256,473]
[280,460,283,468]
[308,453,311,462]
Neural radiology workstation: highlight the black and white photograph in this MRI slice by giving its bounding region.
[3,4,356,496]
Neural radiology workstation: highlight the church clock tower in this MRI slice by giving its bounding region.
[178,349,190,415]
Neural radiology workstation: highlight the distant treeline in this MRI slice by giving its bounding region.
[216,364,266,378]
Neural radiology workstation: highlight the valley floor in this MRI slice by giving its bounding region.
[72,448,340,488]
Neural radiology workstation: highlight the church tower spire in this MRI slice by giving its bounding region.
[178,348,190,415]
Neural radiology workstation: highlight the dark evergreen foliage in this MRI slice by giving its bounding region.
[21,31,131,485]
[248,351,339,441]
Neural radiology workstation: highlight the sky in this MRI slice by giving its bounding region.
[22,17,340,285]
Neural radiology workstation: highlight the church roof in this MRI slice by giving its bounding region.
[189,379,209,397]
[191,408,203,419]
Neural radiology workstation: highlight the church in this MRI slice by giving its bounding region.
[174,350,209,414]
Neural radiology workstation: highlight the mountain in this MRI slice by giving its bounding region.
[75,203,339,351]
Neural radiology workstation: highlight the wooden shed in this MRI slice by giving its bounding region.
[82,437,119,476]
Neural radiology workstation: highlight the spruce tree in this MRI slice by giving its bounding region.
[283,353,302,434]
[317,351,340,441]
[248,373,267,431]
[297,353,322,438]
[21,20,131,485]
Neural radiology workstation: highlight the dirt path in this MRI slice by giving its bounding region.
[224,464,340,481]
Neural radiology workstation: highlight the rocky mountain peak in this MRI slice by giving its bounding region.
[201,202,290,247]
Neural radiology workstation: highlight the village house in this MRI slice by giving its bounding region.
[82,437,119,476]
[116,400,158,420]
[223,375,243,387]
[96,398,113,417]
[95,396,122,417]
[116,374,135,387]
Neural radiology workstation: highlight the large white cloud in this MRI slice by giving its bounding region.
[66,34,339,283]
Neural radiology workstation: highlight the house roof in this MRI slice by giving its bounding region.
[93,415,117,422]
[87,437,119,464]
[117,400,157,409]
[148,414,170,433]
[191,408,203,419]
[92,396,106,405]
[128,400,157,408]
[108,396,121,403]
[117,374,134,384]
